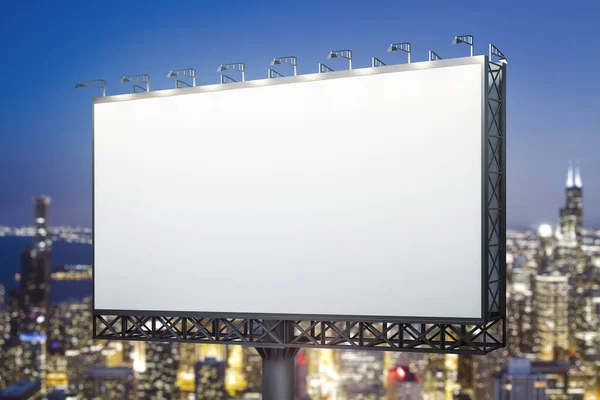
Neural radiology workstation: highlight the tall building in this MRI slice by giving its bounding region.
[494,358,547,400]
[555,163,583,274]
[506,253,534,355]
[194,358,226,400]
[387,365,421,400]
[20,196,52,328]
[137,342,179,399]
[84,365,134,400]
[224,346,247,396]
[295,349,310,400]
[338,350,384,399]
[242,347,262,394]
[177,344,199,396]
[19,249,51,318]
[534,270,570,361]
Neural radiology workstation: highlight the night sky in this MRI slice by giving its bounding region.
[0,0,599,230]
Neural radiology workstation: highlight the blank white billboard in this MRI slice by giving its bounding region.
[94,59,485,319]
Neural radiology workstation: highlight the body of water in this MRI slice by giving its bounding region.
[0,236,93,304]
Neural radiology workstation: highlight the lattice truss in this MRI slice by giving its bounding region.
[94,316,504,354]
[94,60,506,355]
[485,60,506,323]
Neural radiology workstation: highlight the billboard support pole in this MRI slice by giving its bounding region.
[257,320,298,400]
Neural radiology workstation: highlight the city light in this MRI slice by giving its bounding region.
[2,162,600,399]
[539,224,553,238]
[327,49,353,70]
[166,68,196,88]
[75,79,106,97]
[452,34,474,56]
[387,42,411,63]
[217,62,246,83]
[489,43,507,64]
[120,74,150,93]
[270,56,298,76]
[396,366,406,380]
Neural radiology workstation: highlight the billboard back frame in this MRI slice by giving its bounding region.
[92,56,506,354]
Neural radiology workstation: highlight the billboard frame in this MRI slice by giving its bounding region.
[92,56,506,355]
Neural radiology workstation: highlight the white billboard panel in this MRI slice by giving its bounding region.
[94,58,486,320]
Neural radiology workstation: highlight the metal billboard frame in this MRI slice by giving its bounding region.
[92,56,506,355]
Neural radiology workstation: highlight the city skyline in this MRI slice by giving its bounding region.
[2,154,600,398]
[1,0,600,229]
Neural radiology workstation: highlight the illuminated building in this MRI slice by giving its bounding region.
[534,269,570,362]
[493,358,546,400]
[224,346,247,396]
[338,350,385,399]
[1,340,24,391]
[194,358,226,399]
[387,365,421,400]
[506,254,535,355]
[295,349,310,400]
[21,196,52,315]
[46,303,68,392]
[132,342,147,373]
[530,361,571,400]
[456,355,475,399]
[19,331,46,384]
[178,344,199,395]
[443,354,459,400]
[422,354,445,399]
[137,341,180,399]
[84,365,134,400]
[306,349,339,400]
[471,350,505,400]
[555,163,583,273]
[17,196,53,391]
[242,347,263,394]
[65,343,105,395]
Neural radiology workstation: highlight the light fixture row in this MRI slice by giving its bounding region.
[76,35,506,97]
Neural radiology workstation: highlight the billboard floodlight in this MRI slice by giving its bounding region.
[120,74,150,93]
[327,49,352,70]
[452,34,474,56]
[217,62,245,82]
[270,56,297,76]
[489,44,507,64]
[387,42,411,63]
[75,79,106,97]
[429,50,442,61]
[167,68,196,88]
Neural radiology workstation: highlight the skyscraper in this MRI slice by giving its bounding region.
[195,358,227,400]
[555,163,583,274]
[20,196,52,316]
[387,365,422,400]
[137,342,180,399]
[493,358,547,400]
[534,270,570,361]
[338,350,385,398]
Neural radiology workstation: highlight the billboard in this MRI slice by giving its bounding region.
[93,56,505,352]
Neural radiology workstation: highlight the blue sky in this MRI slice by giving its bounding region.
[0,0,599,229]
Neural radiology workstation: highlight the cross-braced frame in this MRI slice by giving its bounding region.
[94,315,504,354]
